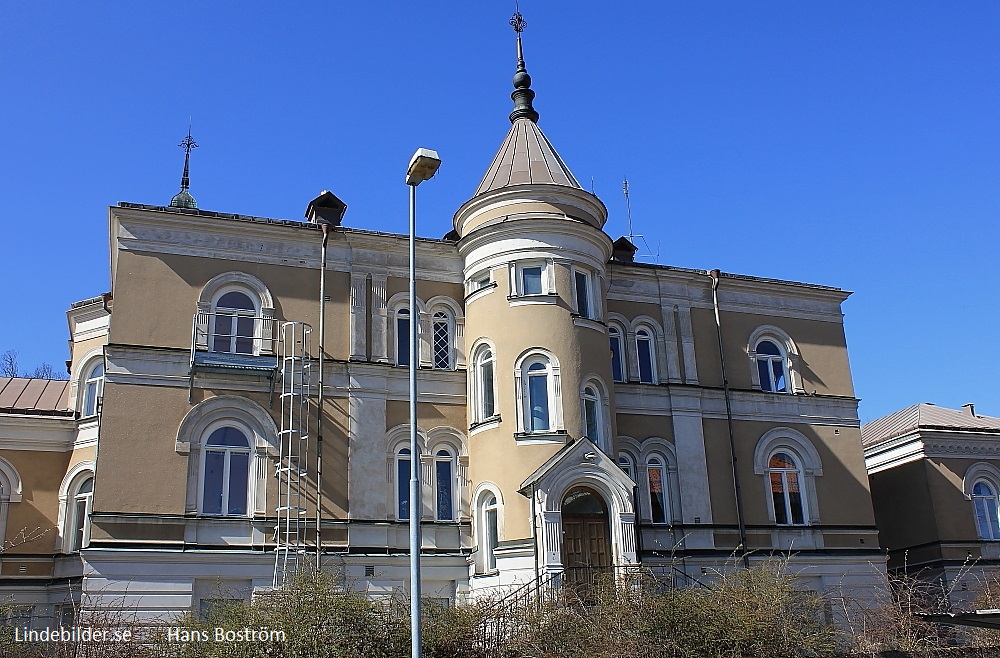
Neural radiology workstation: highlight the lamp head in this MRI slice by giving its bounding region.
[406,148,442,186]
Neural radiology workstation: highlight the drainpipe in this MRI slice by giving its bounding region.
[316,224,330,569]
[709,270,750,569]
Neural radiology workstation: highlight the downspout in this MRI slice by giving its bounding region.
[316,224,330,569]
[708,269,750,569]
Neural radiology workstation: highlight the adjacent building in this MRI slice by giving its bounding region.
[864,403,1000,602]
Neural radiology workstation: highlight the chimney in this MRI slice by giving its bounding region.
[962,403,976,417]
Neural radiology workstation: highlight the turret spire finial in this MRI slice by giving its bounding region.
[170,123,199,209]
[508,5,539,124]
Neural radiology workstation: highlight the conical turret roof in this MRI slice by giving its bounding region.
[474,118,582,196]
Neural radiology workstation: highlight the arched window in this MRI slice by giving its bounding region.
[768,451,806,525]
[582,384,604,447]
[432,311,452,370]
[201,427,251,516]
[755,340,788,393]
[435,449,455,521]
[68,477,94,552]
[646,456,668,524]
[482,493,499,571]
[636,329,656,384]
[81,361,104,418]
[472,345,496,422]
[396,308,411,366]
[609,326,625,383]
[526,361,550,431]
[212,291,257,354]
[973,481,1000,541]
[396,448,411,520]
[618,453,635,481]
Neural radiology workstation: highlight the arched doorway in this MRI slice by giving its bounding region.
[561,487,612,586]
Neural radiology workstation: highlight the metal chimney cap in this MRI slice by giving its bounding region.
[305,190,348,226]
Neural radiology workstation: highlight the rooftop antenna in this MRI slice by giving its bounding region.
[622,178,659,263]
[169,123,199,209]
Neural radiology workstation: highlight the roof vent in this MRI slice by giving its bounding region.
[612,236,638,263]
[305,190,348,228]
[963,403,976,417]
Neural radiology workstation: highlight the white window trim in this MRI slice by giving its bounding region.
[580,376,611,452]
[634,326,658,384]
[608,323,627,383]
[176,396,278,518]
[79,357,105,418]
[753,428,822,525]
[469,340,499,428]
[513,349,564,436]
[386,425,468,522]
[56,461,96,553]
[747,325,803,394]
[508,259,557,305]
[466,269,497,304]
[637,441,680,525]
[570,265,600,321]
[964,463,1000,541]
[196,272,276,356]
[394,306,414,367]
[432,447,458,522]
[0,457,23,551]
[197,421,254,517]
[472,482,504,575]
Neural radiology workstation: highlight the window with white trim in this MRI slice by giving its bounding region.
[396,308,412,366]
[482,493,499,571]
[573,269,595,319]
[618,453,635,481]
[768,451,806,525]
[646,456,669,524]
[469,270,491,293]
[435,449,456,521]
[511,260,553,298]
[636,328,656,384]
[81,360,104,418]
[973,481,1000,541]
[525,360,551,431]
[200,427,251,516]
[68,476,94,552]
[212,291,257,355]
[609,326,625,383]
[472,344,497,423]
[432,311,452,370]
[755,340,788,393]
[396,448,411,521]
[581,383,607,449]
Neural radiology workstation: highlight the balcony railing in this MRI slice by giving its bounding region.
[189,312,280,402]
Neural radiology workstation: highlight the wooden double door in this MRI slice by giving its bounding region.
[561,487,612,585]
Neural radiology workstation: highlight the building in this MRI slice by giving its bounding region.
[0,25,884,624]
[864,403,1000,602]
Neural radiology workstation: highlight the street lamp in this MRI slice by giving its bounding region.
[405,148,441,658]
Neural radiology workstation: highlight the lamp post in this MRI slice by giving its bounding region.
[405,148,441,658]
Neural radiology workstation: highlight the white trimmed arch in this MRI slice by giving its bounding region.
[753,427,823,525]
[56,461,96,552]
[964,462,1000,499]
[175,395,279,516]
[747,325,802,393]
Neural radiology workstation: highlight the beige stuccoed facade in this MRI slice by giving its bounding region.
[1,58,887,625]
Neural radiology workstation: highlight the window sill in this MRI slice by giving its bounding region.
[571,315,606,332]
[465,282,498,304]
[514,430,568,445]
[472,569,501,579]
[469,415,501,435]
[508,293,559,307]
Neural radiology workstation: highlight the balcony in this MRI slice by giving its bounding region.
[188,311,280,401]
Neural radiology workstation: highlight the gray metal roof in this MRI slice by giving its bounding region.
[0,378,72,416]
[473,118,582,197]
[862,403,1000,447]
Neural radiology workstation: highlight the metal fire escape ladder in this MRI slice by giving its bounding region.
[273,321,313,588]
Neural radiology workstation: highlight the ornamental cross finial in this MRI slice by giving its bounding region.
[179,124,198,156]
[510,10,526,34]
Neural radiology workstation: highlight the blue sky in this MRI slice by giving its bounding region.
[1,2,997,423]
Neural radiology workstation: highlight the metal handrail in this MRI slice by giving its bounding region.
[190,311,279,364]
